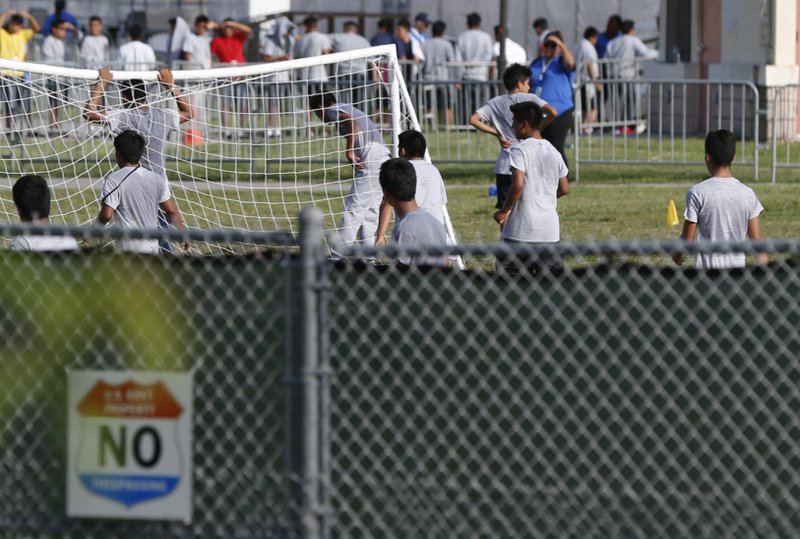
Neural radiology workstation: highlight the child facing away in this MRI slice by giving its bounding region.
[673,129,767,268]
[11,175,78,251]
[494,101,569,275]
[97,130,188,254]
[375,129,448,245]
[379,157,448,268]
[469,63,557,225]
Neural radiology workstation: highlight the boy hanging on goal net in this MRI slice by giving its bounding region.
[310,92,390,252]
[84,66,192,251]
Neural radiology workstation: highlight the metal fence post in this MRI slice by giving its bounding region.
[285,208,325,539]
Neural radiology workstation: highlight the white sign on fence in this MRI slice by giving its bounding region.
[66,370,193,523]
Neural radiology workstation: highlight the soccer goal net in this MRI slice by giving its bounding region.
[0,44,458,253]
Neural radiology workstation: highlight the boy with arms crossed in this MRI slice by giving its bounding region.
[469,63,557,225]
[379,157,448,268]
[376,130,447,245]
[494,101,569,275]
[673,129,766,268]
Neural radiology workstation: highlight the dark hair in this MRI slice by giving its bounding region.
[303,16,317,28]
[379,158,417,202]
[396,18,411,31]
[9,14,24,26]
[120,79,147,105]
[545,30,563,44]
[195,15,209,25]
[533,17,548,30]
[128,24,143,40]
[343,20,359,31]
[432,21,446,37]
[705,129,736,166]
[510,101,543,130]
[13,175,50,221]
[466,13,481,27]
[584,26,599,40]
[606,14,623,36]
[621,20,635,34]
[308,92,337,112]
[114,130,146,165]
[377,18,395,33]
[89,15,102,24]
[398,130,427,158]
[503,63,532,91]
[51,18,65,31]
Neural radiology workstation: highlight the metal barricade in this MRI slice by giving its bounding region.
[769,83,800,183]
[573,78,760,181]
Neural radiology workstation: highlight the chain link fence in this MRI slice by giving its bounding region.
[2,216,800,537]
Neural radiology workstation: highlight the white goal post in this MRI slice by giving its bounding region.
[0,45,460,258]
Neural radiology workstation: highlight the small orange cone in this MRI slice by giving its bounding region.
[667,199,680,226]
[184,129,203,146]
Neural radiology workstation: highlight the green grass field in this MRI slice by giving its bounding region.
[4,130,800,261]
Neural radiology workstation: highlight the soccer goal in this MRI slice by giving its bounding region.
[0,45,459,255]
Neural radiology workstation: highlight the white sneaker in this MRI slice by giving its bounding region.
[635,122,647,135]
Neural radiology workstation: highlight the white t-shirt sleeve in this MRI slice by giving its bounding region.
[105,109,123,130]
[158,177,172,204]
[684,187,699,223]
[556,150,568,178]
[101,177,120,209]
[527,93,549,108]
[508,145,525,172]
[475,102,492,122]
[748,191,764,220]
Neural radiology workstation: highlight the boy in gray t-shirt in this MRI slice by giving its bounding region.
[376,130,448,245]
[470,63,557,216]
[98,131,187,254]
[310,92,391,249]
[379,157,448,268]
[673,130,766,269]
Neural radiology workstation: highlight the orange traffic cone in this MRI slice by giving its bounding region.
[184,129,203,146]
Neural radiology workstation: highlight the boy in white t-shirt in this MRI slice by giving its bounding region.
[42,18,73,132]
[375,129,448,245]
[494,101,569,275]
[469,63,557,226]
[673,129,766,269]
[11,175,79,252]
[79,16,109,67]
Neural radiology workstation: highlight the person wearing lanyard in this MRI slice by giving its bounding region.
[529,31,575,170]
